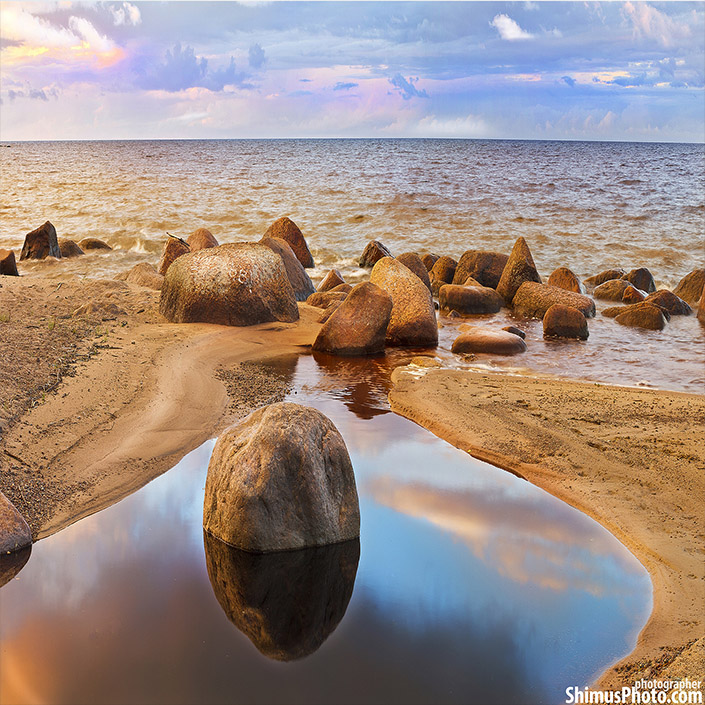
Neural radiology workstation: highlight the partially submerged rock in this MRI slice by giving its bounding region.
[452,327,526,355]
[430,255,457,295]
[79,237,112,251]
[645,290,692,316]
[20,221,61,260]
[546,267,585,294]
[397,252,432,292]
[496,237,541,304]
[58,239,84,258]
[261,236,315,302]
[359,240,392,268]
[187,227,219,252]
[160,243,299,326]
[583,268,625,289]
[313,282,392,356]
[370,257,438,347]
[125,262,164,290]
[512,281,596,319]
[453,250,508,289]
[0,491,32,554]
[614,303,668,330]
[203,402,360,551]
[622,267,656,294]
[263,217,314,269]
[622,285,646,304]
[318,269,345,292]
[543,304,589,340]
[503,325,526,339]
[593,278,633,301]
[204,533,359,661]
[673,268,705,305]
[439,284,503,315]
[0,249,19,276]
[602,303,671,322]
[157,236,190,276]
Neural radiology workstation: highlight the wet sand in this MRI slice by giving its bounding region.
[389,366,705,689]
[1,272,703,690]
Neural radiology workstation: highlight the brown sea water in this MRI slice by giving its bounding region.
[1,138,704,392]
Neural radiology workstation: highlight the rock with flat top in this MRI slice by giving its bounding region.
[673,269,705,305]
[158,236,190,276]
[203,402,360,551]
[512,281,595,319]
[160,243,299,326]
[439,284,503,314]
[370,257,438,347]
[453,250,509,289]
[261,236,315,302]
[359,240,392,268]
[313,282,392,355]
[263,217,314,269]
[496,238,542,304]
[20,221,61,260]
[543,304,589,340]
[452,327,526,355]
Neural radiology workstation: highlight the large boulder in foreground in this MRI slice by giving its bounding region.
[0,249,19,276]
[452,327,526,355]
[0,491,32,554]
[125,262,164,290]
[547,267,584,294]
[397,252,432,292]
[187,228,219,252]
[622,267,656,293]
[205,533,359,661]
[496,237,541,304]
[584,268,625,289]
[20,221,61,260]
[453,250,508,289]
[58,239,84,258]
[439,284,503,315]
[359,240,393,268]
[261,236,315,302]
[313,282,392,356]
[673,269,705,305]
[645,290,692,316]
[370,257,438,347]
[614,303,668,330]
[203,402,360,551]
[263,217,314,268]
[158,236,190,275]
[543,304,589,340]
[512,281,595,319]
[160,243,299,326]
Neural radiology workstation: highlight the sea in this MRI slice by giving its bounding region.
[1,138,704,392]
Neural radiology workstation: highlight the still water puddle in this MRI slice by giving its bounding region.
[0,354,651,705]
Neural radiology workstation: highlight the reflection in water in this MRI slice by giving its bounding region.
[0,545,31,588]
[204,534,360,661]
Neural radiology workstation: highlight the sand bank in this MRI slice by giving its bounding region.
[388,366,704,688]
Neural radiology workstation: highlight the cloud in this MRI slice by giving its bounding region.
[622,1,692,48]
[561,75,576,87]
[1,5,77,48]
[7,86,58,101]
[490,14,533,41]
[248,42,265,69]
[109,3,141,27]
[388,73,428,100]
[68,16,115,53]
[333,81,358,91]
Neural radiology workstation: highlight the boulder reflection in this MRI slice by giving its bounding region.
[204,532,360,661]
[0,545,31,588]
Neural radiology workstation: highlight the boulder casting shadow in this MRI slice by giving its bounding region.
[204,532,360,662]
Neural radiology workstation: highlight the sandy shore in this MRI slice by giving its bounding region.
[1,272,703,691]
[389,366,705,689]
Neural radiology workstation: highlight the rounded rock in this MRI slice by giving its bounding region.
[397,252,432,292]
[263,217,314,268]
[451,328,527,355]
[543,304,589,340]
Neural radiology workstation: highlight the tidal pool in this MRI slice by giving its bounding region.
[0,354,651,705]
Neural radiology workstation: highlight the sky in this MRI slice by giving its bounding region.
[1,1,703,142]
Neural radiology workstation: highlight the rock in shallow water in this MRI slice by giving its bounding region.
[79,237,112,252]
[593,279,632,301]
[546,266,585,294]
[203,402,360,551]
[543,304,589,340]
[318,268,345,292]
[187,228,218,252]
[452,327,527,355]
[512,281,596,319]
[58,239,84,258]
[159,243,299,326]
[622,267,656,294]
[496,237,542,305]
[645,290,692,316]
[673,268,705,305]
[263,217,314,269]
[439,284,503,315]
[453,250,508,289]
[397,252,432,292]
[261,236,315,302]
[20,221,61,261]
[614,303,668,330]
[359,240,393,268]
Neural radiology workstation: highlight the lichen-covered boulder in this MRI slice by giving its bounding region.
[512,281,595,319]
[159,243,299,326]
[496,237,542,304]
[622,267,656,293]
[584,268,625,289]
[546,267,585,294]
[644,290,692,316]
[58,239,84,258]
[187,227,219,252]
[125,262,164,290]
[204,533,359,661]
[593,278,633,301]
[318,269,345,292]
[439,284,503,315]
[313,282,392,356]
[0,492,32,554]
[397,252,432,292]
[673,269,705,305]
[614,303,668,330]
[264,217,314,268]
[453,250,509,289]
[421,253,440,271]
[79,237,112,251]
[20,221,61,260]
[452,327,526,355]
[359,240,393,268]
[543,304,589,340]
[203,402,360,551]
[157,236,190,276]
[0,249,19,276]
[370,257,438,347]
[261,236,315,302]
